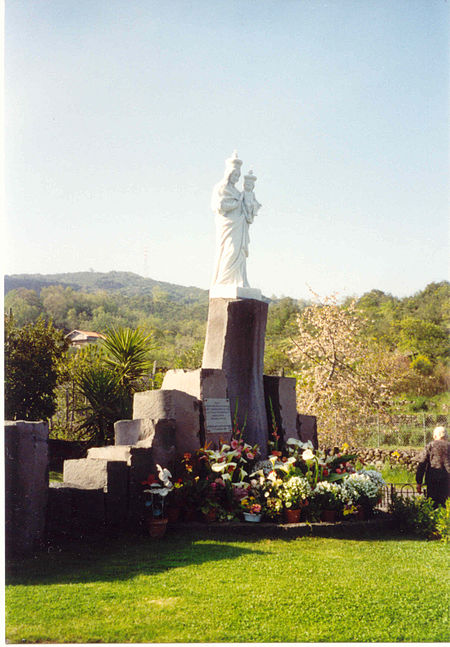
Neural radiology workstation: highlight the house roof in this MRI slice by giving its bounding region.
[65,330,106,340]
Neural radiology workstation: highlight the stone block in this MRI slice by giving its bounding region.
[133,389,201,457]
[64,458,109,490]
[162,368,228,401]
[297,414,319,449]
[264,375,298,441]
[63,457,129,492]
[5,420,49,555]
[115,419,141,445]
[202,298,269,454]
[88,445,132,464]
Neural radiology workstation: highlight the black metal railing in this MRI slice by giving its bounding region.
[379,483,425,510]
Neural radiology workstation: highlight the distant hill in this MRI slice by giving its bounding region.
[4,271,209,305]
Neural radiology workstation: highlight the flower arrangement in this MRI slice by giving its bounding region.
[240,498,262,515]
[142,464,173,518]
[279,475,312,509]
[312,480,346,512]
[152,435,383,525]
[341,472,382,509]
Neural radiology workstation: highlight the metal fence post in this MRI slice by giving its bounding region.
[422,411,426,446]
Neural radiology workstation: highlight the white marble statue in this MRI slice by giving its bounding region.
[210,152,262,299]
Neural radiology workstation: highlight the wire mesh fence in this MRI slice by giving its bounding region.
[351,413,448,448]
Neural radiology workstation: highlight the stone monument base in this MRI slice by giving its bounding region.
[209,285,263,301]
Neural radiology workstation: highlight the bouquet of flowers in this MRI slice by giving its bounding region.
[312,480,346,511]
[341,472,382,509]
[142,464,173,518]
[279,475,312,510]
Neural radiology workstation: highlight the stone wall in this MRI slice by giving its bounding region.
[347,447,422,472]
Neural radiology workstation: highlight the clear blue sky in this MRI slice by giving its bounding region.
[5,0,449,300]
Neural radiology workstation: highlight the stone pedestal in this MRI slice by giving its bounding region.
[202,298,269,454]
[5,421,49,555]
[133,389,201,456]
[161,368,228,401]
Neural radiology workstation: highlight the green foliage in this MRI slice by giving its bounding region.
[5,315,68,420]
[389,493,439,538]
[4,288,44,326]
[435,499,450,544]
[75,365,130,445]
[4,274,449,414]
[410,354,433,376]
[102,327,155,392]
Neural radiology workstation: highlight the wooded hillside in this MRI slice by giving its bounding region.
[4,273,449,414]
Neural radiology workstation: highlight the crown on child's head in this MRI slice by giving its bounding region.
[244,170,257,182]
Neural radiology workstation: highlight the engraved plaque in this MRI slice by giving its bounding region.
[204,398,232,434]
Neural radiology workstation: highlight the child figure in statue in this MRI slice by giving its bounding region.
[242,170,262,225]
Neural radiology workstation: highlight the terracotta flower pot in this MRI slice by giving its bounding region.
[283,508,301,524]
[147,516,168,538]
[320,509,337,523]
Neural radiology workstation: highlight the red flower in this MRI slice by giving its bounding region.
[271,450,282,457]
[323,469,329,476]
[335,468,342,474]
[141,474,158,486]
[183,453,191,460]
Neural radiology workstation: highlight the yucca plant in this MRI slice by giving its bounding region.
[102,327,155,394]
[76,365,131,445]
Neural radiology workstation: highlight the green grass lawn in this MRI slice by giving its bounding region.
[6,528,449,643]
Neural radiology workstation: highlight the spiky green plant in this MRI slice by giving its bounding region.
[102,327,155,393]
[76,365,130,445]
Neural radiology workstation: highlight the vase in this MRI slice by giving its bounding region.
[147,516,168,538]
[320,509,337,523]
[243,512,262,522]
[283,508,301,524]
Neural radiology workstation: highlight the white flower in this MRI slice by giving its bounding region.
[302,449,315,461]
[156,464,173,489]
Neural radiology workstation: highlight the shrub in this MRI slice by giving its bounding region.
[389,493,438,539]
[435,499,450,544]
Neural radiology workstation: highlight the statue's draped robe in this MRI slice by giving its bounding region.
[211,181,250,288]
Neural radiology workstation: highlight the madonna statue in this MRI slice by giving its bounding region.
[210,151,261,297]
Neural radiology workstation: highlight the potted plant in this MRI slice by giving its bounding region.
[279,475,312,523]
[240,497,263,522]
[313,481,345,522]
[142,464,173,537]
[341,470,384,518]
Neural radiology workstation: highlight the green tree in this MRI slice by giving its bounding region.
[4,288,44,326]
[5,315,68,420]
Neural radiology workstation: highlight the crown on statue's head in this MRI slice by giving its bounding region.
[244,170,257,182]
[226,150,243,168]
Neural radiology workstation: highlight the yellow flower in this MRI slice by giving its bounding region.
[341,443,349,452]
